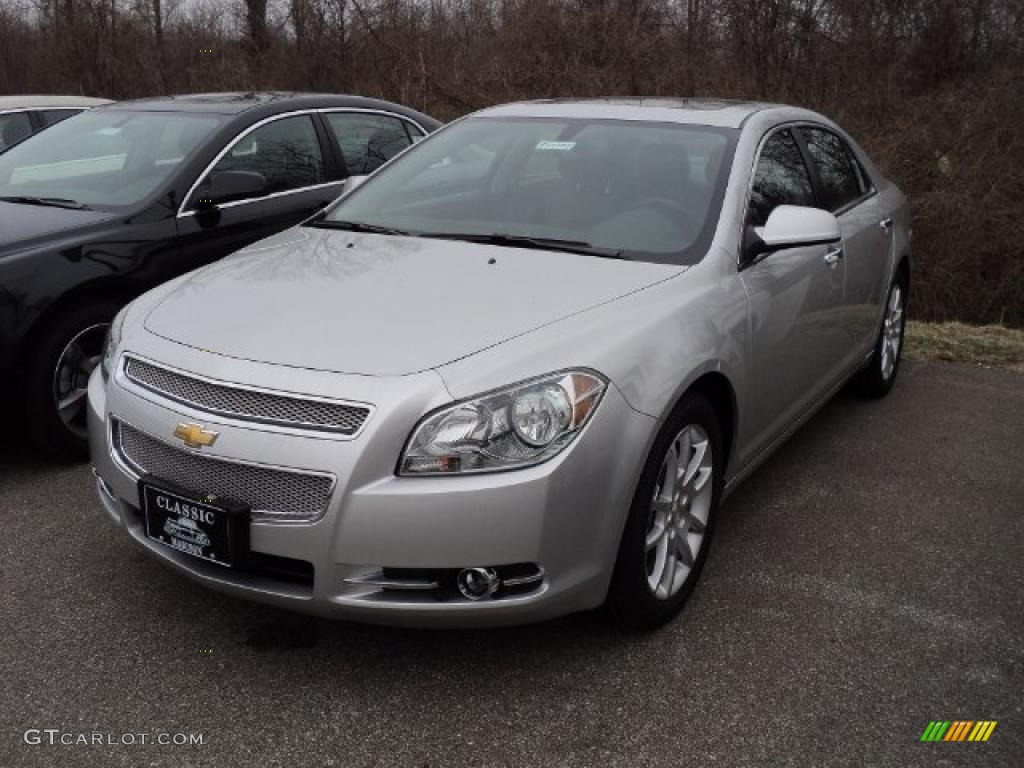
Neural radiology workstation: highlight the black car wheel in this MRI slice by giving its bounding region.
[23,301,118,459]
[606,392,723,630]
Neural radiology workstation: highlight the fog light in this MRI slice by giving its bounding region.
[457,567,500,600]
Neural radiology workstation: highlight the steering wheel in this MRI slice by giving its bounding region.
[625,197,702,232]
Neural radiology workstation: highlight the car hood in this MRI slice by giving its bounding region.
[0,201,119,256]
[143,226,684,376]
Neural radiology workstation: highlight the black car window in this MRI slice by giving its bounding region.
[0,110,221,210]
[38,109,82,128]
[748,129,815,227]
[324,113,417,175]
[206,114,326,199]
[0,112,33,151]
[799,127,866,212]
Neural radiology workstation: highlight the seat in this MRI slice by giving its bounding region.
[535,138,618,232]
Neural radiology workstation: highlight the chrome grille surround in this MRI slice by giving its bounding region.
[123,356,371,436]
[111,419,334,522]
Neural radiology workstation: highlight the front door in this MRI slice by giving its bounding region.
[739,128,848,459]
[175,113,343,272]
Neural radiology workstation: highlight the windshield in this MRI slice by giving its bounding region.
[322,116,737,263]
[0,110,223,210]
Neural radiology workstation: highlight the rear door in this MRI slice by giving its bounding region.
[796,126,891,364]
[175,113,343,272]
[320,111,424,177]
[739,127,849,457]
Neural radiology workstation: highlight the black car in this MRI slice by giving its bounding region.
[0,92,440,457]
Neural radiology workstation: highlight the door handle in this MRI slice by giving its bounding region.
[879,217,894,232]
[823,246,844,266]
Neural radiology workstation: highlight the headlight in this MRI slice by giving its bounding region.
[100,307,128,381]
[399,370,607,475]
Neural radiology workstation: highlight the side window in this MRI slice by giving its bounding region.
[324,113,416,175]
[38,109,81,128]
[748,129,815,227]
[201,114,326,203]
[0,112,34,152]
[800,127,865,211]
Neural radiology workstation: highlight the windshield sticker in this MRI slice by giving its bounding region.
[535,141,576,152]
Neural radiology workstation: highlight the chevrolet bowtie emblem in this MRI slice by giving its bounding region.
[173,423,219,449]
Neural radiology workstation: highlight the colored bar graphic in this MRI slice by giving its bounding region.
[922,720,997,742]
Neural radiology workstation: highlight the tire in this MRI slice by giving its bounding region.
[856,271,907,398]
[23,300,120,460]
[606,392,724,630]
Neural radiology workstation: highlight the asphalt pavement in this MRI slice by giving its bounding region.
[2,360,1022,768]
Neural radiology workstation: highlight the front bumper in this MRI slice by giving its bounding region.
[87,338,655,627]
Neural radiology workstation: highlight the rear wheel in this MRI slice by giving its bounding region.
[857,272,907,398]
[23,301,119,460]
[606,392,723,629]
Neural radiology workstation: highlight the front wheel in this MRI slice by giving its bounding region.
[856,273,907,398]
[23,301,119,460]
[605,392,723,629]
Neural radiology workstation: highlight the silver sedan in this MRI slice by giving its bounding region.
[88,99,910,628]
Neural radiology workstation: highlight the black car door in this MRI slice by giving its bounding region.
[174,113,344,272]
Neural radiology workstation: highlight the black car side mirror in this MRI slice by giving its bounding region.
[197,170,269,209]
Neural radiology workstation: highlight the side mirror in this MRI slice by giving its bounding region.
[762,205,840,248]
[341,175,368,196]
[197,170,269,208]
[743,205,840,265]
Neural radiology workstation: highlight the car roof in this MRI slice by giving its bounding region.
[0,95,111,111]
[100,91,422,116]
[473,98,820,129]
[93,92,441,131]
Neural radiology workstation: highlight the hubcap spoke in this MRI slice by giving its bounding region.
[57,388,88,414]
[646,521,667,551]
[658,546,677,596]
[681,510,706,535]
[674,431,691,484]
[691,465,712,494]
[651,499,672,515]
[663,444,679,499]
[683,438,706,487]
[674,534,694,567]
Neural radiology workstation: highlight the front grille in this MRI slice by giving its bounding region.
[115,421,333,521]
[124,357,371,435]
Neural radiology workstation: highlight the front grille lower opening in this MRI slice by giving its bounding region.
[114,420,333,521]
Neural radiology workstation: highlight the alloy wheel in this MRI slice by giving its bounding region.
[53,323,108,439]
[880,284,904,380]
[645,424,714,600]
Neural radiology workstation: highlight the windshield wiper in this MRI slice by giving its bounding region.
[307,219,410,236]
[0,195,91,210]
[418,232,629,260]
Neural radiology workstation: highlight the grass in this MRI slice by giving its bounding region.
[904,322,1024,372]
